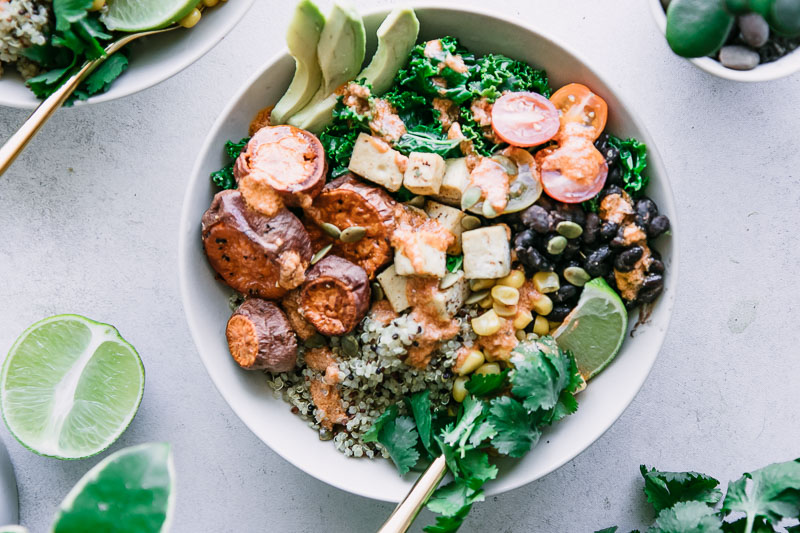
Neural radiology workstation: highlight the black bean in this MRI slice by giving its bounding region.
[521,205,551,233]
[549,304,574,322]
[514,229,536,250]
[562,240,581,260]
[443,369,453,379]
[610,226,629,249]
[605,165,623,186]
[583,212,601,245]
[635,198,658,227]
[649,258,665,275]
[518,246,553,272]
[642,274,664,292]
[614,246,644,272]
[603,271,618,289]
[585,245,613,276]
[648,215,670,238]
[557,204,586,226]
[638,285,663,304]
[594,133,620,167]
[624,298,640,310]
[600,222,619,241]
[552,284,579,304]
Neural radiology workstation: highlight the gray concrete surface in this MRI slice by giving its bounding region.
[1,0,799,531]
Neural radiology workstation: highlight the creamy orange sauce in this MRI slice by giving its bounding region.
[309,379,348,430]
[517,280,543,312]
[469,158,511,213]
[278,250,306,290]
[470,97,501,144]
[615,246,652,301]
[305,346,337,372]
[538,134,606,185]
[445,53,468,74]
[599,191,635,225]
[404,277,461,369]
[369,299,398,326]
[433,97,459,130]
[391,206,455,275]
[453,346,471,374]
[424,39,445,60]
[478,319,517,362]
[369,99,407,144]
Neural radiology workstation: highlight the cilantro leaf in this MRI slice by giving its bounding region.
[445,255,463,274]
[442,394,484,448]
[649,501,723,533]
[457,450,498,484]
[594,528,619,533]
[466,418,496,449]
[54,0,94,31]
[720,517,776,533]
[640,465,722,513]
[408,390,434,458]
[81,52,128,96]
[721,458,800,527]
[362,404,398,443]
[426,478,484,517]
[510,344,564,413]
[424,504,473,533]
[465,369,508,397]
[487,396,539,458]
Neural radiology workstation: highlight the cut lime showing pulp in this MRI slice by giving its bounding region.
[52,443,174,533]
[101,0,200,32]
[553,278,627,380]
[0,315,144,460]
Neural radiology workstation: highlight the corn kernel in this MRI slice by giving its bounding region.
[470,278,496,291]
[493,301,517,317]
[457,350,485,376]
[475,362,501,375]
[478,295,494,309]
[452,377,468,402]
[532,271,560,293]
[549,320,562,330]
[180,8,202,28]
[491,285,519,306]
[496,270,525,289]
[532,294,553,316]
[472,310,503,336]
[513,309,533,330]
[203,0,220,6]
[533,315,550,336]
[89,0,105,11]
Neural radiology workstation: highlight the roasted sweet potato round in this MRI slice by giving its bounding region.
[234,125,327,209]
[299,255,370,336]
[202,190,311,299]
[304,175,397,279]
[226,299,297,372]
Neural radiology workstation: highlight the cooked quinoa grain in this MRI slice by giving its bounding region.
[0,0,51,79]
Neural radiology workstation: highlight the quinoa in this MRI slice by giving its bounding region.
[266,308,479,459]
[0,0,51,80]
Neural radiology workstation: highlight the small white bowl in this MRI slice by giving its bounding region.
[0,0,255,109]
[648,0,800,82]
[179,5,679,503]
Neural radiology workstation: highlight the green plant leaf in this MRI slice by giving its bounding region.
[649,501,724,533]
[487,396,539,457]
[640,465,722,513]
[721,458,800,527]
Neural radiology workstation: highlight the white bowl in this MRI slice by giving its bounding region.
[0,0,255,109]
[179,5,679,503]
[648,0,800,82]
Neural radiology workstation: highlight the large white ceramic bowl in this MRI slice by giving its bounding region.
[179,5,679,503]
[0,0,255,109]
[648,0,800,82]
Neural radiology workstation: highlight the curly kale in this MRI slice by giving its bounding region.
[609,135,649,198]
[210,138,249,190]
[469,54,551,101]
[396,36,476,104]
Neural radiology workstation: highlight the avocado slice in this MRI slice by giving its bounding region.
[288,1,366,131]
[270,1,326,125]
[289,7,420,133]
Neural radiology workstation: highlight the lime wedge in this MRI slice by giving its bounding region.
[101,0,200,32]
[0,315,144,460]
[553,278,628,380]
[52,443,175,533]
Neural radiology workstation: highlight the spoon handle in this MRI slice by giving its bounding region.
[377,455,448,533]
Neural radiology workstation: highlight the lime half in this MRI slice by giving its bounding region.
[52,443,175,533]
[554,278,628,380]
[0,315,144,460]
[101,0,200,32]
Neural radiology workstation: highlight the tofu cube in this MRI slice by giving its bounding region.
[377,264,409,313]
[430,271,470,319]
[348,133,404,192]
[403,152,446,195]
[462,226,511,280]
[425,200,465,255]
[394,244,446,278]
[432,158,470,206]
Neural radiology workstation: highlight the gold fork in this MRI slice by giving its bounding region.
[0,10,203,177]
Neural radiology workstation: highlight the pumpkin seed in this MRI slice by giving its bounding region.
[465,289,490,305]
[461,215,481,230]
[311,243,332,265]
[371,282,385,301]
[439,271,461,290]
[556,220,583,239]
[406,195,425,208]
[546,235,567,255]
[482,201,498,218]
[563,266,591,287]
[461,187,482,210]
[491,154,518,176]
[341,335,359,357]
[320,222,341,239]
[318,428,333,441]
[340,226,367,243]
[305,333,325,349]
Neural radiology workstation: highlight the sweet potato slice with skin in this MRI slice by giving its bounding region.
[299,255,370,336]
[304,174,397,278]
[202,190,312,300]
[234,125,327,209]
[281,289,318,340]
[226,299,297,372]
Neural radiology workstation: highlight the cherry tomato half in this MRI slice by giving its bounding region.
[550,83,608,140]
[538,137,608,203]
[490,92,560,147]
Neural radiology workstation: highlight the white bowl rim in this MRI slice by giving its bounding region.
[0,0,256,110]
[179,2,680,502]
[648,0,800,82]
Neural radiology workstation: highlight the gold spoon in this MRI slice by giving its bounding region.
[377,455,448,533]
[0,8,205,177]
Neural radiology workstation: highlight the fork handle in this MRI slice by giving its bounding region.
[377,455,448,533]
[0,57,102,177]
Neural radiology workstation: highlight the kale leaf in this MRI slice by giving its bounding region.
[210,138,249,190]
[469,54,551,101]
[445,255,463,273]
[318,94,372,178]
[396,36,476,104]
[609,135,649,198]
[394,127,462,158]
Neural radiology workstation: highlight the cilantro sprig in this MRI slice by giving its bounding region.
[369,337,582,532]
[597,459,800,533]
